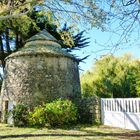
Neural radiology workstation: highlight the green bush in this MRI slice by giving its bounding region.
[45,99,78,127]
[12,99,78,128]
[12,104,29,127]
[28,105,46,127]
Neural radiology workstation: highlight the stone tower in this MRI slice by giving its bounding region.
[0,30,81,122]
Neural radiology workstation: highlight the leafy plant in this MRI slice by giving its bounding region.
[12,104,29,127]
[45,99,78,127]
[12,99,78,127]
[28,105,46,127]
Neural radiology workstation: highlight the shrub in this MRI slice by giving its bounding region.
[12,99,78,128]
[45,99,78,127]
[28,105,46,127]
[12,104,29,127]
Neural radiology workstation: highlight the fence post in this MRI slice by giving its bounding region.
[101,98,104,124]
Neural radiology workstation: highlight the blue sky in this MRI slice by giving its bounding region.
[77,28,140,73]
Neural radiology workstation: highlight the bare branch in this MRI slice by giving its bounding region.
[122,0,137,6]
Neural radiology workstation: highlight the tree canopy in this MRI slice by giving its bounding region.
[1,0,140,51]
[1,0,140,44]
[0,0,107,29]
[81,54,140,98]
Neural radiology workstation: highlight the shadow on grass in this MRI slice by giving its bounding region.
[0,131,140,139]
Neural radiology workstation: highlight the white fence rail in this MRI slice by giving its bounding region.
[101,98,140,130]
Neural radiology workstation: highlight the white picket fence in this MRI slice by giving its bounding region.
[101,98,140,130]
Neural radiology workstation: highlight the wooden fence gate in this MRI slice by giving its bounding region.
[101,98,140,130]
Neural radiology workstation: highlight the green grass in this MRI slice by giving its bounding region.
[0,123,139,140]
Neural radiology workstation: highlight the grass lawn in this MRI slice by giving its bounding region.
[0,123,139,140]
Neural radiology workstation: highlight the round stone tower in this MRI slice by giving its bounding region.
[1,30,81,115]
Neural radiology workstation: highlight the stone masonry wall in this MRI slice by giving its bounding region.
[1,54,81,107]
[78,96,101,124]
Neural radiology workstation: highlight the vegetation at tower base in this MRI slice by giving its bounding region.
[44,99,78,127]
[12,99,78,127]
[28,105,46,127]
[12,98,100,127]
[12,104,29,127]
[81,54,140,98]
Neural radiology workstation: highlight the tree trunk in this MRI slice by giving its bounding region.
[15,32,19,50]
[0,33,5,70]
[19,34,24,48]
[5,28,11,53]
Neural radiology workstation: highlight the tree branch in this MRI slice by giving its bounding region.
[122,0,137,6]
[0,10,29,21]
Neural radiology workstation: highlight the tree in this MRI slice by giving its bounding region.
[0,0,107,29]
[0,0,43,20]
[58,23,89,52]
[136,60,140,96]
[81,54,140,98]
